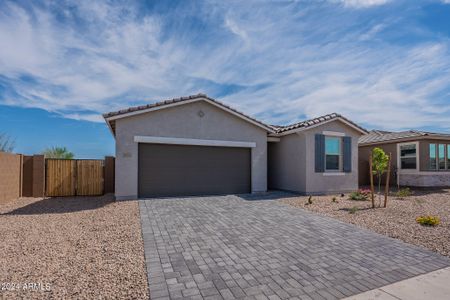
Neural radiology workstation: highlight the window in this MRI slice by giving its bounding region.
[439,144,446,170]
[399,143,417,169]
[429,144,437,170]
[325,137,341,171]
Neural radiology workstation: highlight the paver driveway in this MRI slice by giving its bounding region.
[139,194,450,300]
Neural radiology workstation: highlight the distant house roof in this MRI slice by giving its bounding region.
[359,130,450,145]
[103,94,368,136]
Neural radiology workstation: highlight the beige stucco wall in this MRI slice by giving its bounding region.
[304,121,361,194]
[114,100,268,199]
[269,120,361,194]
[0,152,21,204]
[268,133,306,192]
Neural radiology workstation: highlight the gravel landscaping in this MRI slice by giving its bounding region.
[281,188,450,258]
[0,196,148,299]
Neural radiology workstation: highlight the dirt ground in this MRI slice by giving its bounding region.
[0,195,148,299]
[281,188,450,258]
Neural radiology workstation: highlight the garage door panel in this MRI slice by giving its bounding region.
[138,143,251,198]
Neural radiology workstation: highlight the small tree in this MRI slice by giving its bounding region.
[43,146,74,159]
[371,147,389,207]
[0,133,15,152]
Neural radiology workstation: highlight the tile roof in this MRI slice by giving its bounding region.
[274,113,367,134]
[103,94,368,136]
[103,93,276,133]
[359,130,450,145]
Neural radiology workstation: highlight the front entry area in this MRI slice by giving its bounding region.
[138,143,251,198]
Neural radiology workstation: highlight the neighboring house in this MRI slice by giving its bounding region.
[359,130,450,187]
[103,94,367,199]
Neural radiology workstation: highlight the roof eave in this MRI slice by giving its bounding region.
[103,96,276,135]
[275,117,368,136]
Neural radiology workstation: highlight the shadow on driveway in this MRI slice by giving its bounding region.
[1,194,114,215]
[238,190,299,201]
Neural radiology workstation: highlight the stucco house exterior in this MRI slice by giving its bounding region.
[359,130,450,187]
[103,94,368,200]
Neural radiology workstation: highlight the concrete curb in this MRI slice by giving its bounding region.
[343,266,450,300]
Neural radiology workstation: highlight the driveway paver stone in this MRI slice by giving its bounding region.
[139,194,450,300]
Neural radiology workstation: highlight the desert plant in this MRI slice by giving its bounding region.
[43,146,74,159]
[349,206,359,214]
[416,216,440,226]
[371,148,389,207]
[0,132,15,152]
[349,189,370,201]
[332,196,337,203]
[395,188,412,199]
[305,195,313,206]
[415,198,425,205]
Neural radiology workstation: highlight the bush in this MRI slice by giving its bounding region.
[349,206,359,214]
[416,216,440,226]
[349,189,371,201]
[305,195,313,206]
[396,188,412,199]
[332,196,337,203]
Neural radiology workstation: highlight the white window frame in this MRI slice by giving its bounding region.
[429,143,437,170]
[324,136,343,172]
[397,141,419,172]
[447,144,450,170]
[438,144,446,170]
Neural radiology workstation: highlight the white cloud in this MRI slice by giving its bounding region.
[339,0,391,8]
[224,17,248,41]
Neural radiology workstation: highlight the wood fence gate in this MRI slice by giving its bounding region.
[45,159,104,196]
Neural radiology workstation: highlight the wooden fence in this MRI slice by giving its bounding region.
[46,159,105,197]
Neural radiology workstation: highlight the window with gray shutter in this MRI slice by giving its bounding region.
[315,134,325,172]
[343,136,352,172]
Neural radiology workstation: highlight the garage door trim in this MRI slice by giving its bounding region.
[134,135,256,148]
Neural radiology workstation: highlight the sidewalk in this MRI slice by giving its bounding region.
[344,267,450,300]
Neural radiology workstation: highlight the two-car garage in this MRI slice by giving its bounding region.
[104,94,271,200]
[138,143,251,198]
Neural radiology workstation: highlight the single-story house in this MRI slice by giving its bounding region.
[103,94,368,200]
[359,130,450,187]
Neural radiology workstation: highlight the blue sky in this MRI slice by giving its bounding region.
[0,0,449,158]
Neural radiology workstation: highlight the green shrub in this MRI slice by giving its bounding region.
[416,216,440,226]
[396,188,412,198]
[332,196,337,203]
[349,206,359,214]
[415,198,425,205]
[349,189,370,201]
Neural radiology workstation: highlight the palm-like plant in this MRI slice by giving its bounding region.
[43,146,74,159]
[0,133,15,152]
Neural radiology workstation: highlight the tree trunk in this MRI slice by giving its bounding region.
[378,175,382,207]
[369,153,375,208]
[384,153,392,208]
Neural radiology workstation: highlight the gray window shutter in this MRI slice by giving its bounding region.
[315,134,325,172]
[343,136,352,173]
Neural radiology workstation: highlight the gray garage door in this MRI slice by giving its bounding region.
[138,143,251,198]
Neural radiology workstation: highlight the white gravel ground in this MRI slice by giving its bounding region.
[281,188,450,258]
[0,195,148,299]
